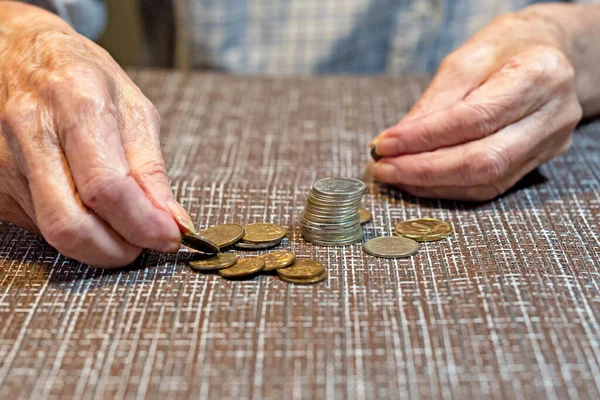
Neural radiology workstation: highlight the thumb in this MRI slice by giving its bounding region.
[121,97,197,238]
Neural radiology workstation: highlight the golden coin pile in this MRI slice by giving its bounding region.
[180,177,455,278]
[183,222,327,285]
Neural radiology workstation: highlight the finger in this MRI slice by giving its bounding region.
[394,154,546,202]
[50,65,180,253]
[373,99,576,188]
[374,56,555,158]
[4,96,142,268]
[370,47,496,148]
[117,87,195,235]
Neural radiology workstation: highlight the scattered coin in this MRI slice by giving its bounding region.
[189,253,237,271]
[364,236,420,258]
[277,259,325,280]
[199,224,244,248]
[181,233,220,254]
[359,208,373,225]
[258,251,296,271]
[279,270,328,285]
[395,218,453,242]
[218,257,265,278]
[242,223,288,244]
[234,239,283,250]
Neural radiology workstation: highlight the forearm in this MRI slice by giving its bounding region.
[520,3,600,118]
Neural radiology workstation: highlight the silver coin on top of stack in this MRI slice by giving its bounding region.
[300,178,367,246]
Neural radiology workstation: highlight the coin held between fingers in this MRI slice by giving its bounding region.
[370,146,383,161]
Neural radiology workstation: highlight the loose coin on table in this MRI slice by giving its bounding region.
[198,223,244,248]
[364,236,420,258]
[258,251,296,271]
[189,253,237,271]
[395,218,453,242]
[359,208,373,225]
[181,233,220,254]
[241,223,288,244]
[218,257,265,278]
[234,239,283,250]
[277,259,325,280]
[279,270,328,285]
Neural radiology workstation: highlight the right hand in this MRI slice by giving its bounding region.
[0,3,195,268]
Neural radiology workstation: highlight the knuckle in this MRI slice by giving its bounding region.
[78,171,129,209]
[39,210,88,254]
[522,47,574,87]
[142,100,161,125]
[133,159,169,182]
[71,91,115,116]
[439,53,462,71]
[2,95,37,131]
[467,148,510,184]
[48,62,102,88]
[459,102,499,138]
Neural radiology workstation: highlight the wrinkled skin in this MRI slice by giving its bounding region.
[0,4,194,268]
[371,11,584,201]
[0,3,598,267]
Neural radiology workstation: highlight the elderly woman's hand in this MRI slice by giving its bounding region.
[370,5,589,201]
[0,3,194,267]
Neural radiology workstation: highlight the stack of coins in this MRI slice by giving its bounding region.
[300,178,367,246]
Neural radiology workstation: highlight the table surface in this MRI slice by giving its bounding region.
[1,70,599,400]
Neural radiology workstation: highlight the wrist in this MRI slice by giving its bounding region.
[515,4,573,55]
[518,3,600,118]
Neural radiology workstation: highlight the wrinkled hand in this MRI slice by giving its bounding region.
[0,4,195,268]
[371,9,583,201]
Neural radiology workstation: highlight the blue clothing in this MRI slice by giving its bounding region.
[18,0,598,74]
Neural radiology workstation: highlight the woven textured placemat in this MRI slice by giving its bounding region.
[1,70,599,399]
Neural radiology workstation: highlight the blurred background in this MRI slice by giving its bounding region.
[97,0,151,67]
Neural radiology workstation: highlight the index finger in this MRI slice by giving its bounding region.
[51,64,181,253]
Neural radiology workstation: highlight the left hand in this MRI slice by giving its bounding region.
[370,9,583,201]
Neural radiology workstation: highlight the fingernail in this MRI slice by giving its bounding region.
[374,163,399,183]
[368,130,387,148]
[167,199,196,234]
[158,240,181,254]
[376,137,403,155]
[371,146,383,161]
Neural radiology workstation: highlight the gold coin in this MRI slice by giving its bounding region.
[242,223,288,244]
[218,257,265,278]
[395,218,453,242]
[277,259,325,279]
[181,233,220,254]
[359,208,373,224]
[234,239,282,250]
[364,236,419,258]
[198,224,244,248]
[258,251,296,271]
[189,253,237,271]
[279,270,328,285]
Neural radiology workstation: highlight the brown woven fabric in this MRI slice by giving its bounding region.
[1,70,599,399]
